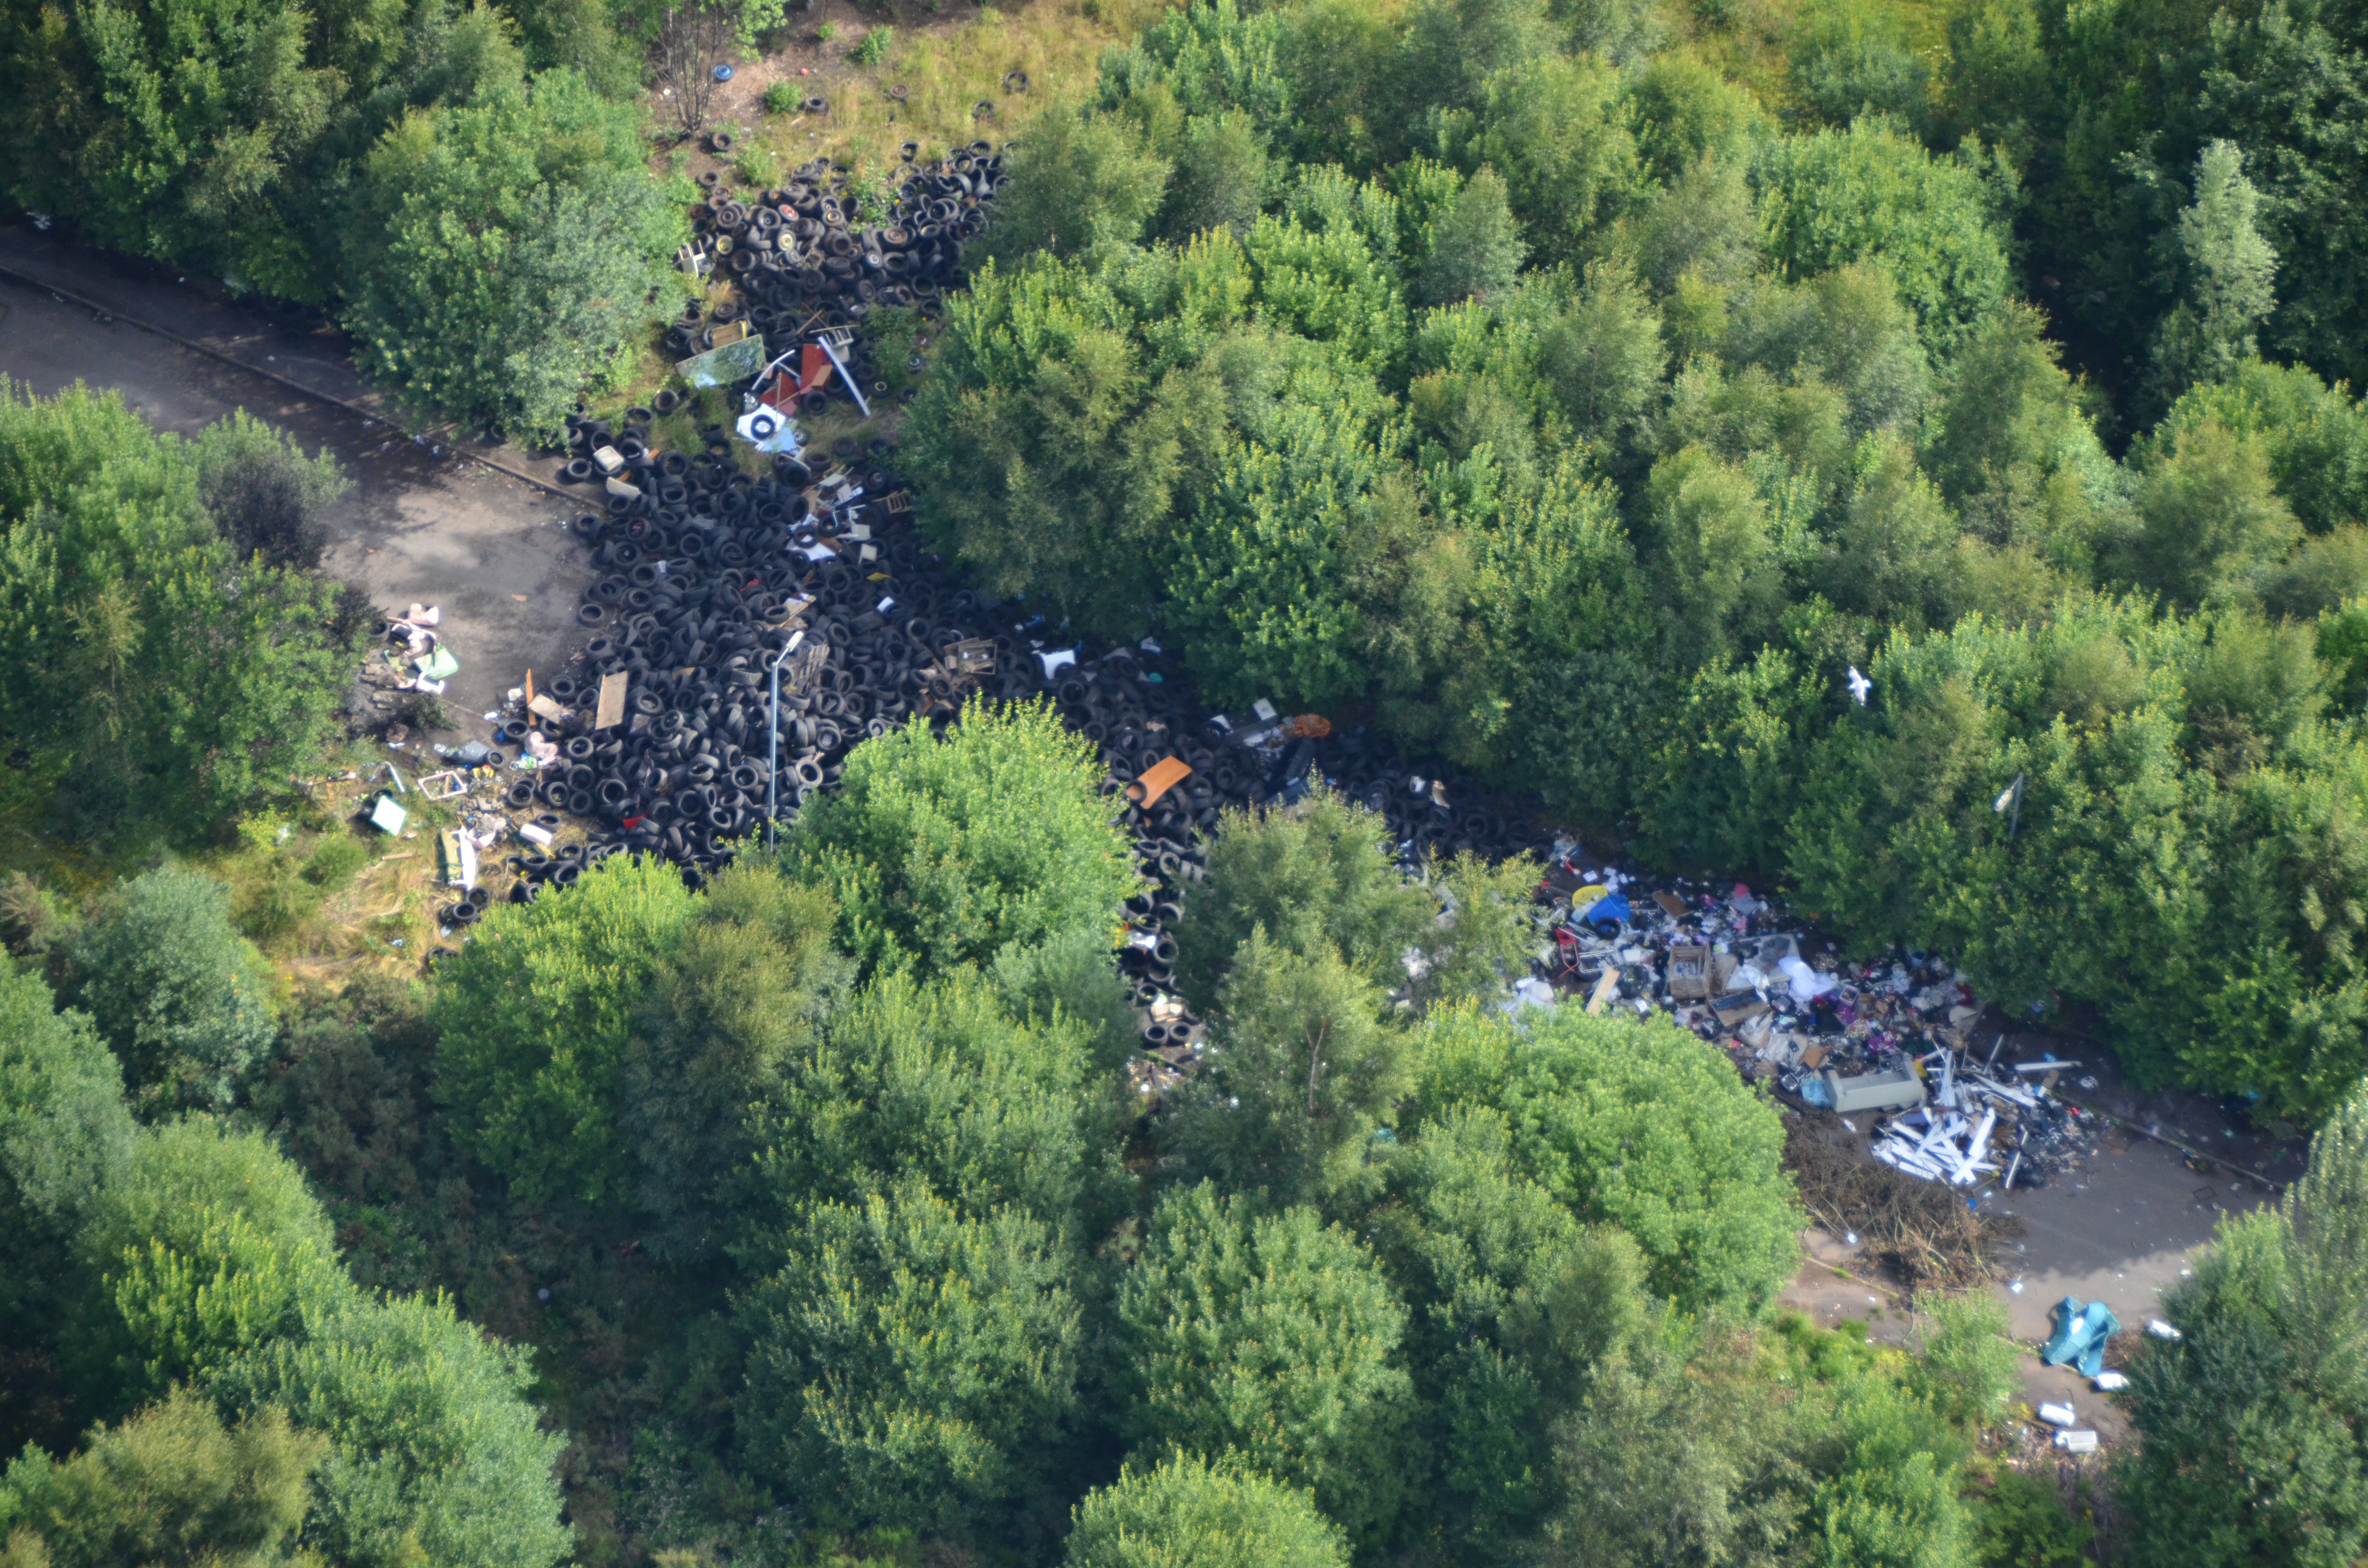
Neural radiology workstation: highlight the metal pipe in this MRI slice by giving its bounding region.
[766,629,806,849]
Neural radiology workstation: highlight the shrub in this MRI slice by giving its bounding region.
[851,24,893,64]
[66,868,278,1115]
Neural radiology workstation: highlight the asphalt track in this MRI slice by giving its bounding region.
[0,221,594,744]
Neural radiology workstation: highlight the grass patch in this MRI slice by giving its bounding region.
[745,0,1162,196]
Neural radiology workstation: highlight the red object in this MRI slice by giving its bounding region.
[800,343,829,392]
[621,814,647,830]
[1551,926,1584,985]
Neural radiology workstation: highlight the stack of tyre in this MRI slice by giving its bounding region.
[664,145,1004,368]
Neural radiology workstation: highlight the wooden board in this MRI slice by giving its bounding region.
[594,671,629,730]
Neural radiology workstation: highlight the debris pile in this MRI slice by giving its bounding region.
[1783,1112,2017,1289]
[668,147,1001,361]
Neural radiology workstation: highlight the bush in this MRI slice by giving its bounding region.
[1116,1185,1413,1549]
[1410,1007,1802,1317]
[851,24,893,64]
[346,72,683,441]
[781,698,1139,976]
[764,79,801,114]
[190,412,348,571]
[430,853,698,1205]
[1063,1455,1348,1568]
[66,867,277,1116]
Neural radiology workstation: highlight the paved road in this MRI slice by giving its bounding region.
[0,251,593,744]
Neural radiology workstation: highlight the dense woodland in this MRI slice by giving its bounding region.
[11,0,2368,1558]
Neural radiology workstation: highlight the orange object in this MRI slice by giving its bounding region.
[1126,755,1194,808]
[800,343,829,392]
[1285,713,1332,738]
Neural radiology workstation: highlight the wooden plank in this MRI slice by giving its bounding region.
[594,671,629,730]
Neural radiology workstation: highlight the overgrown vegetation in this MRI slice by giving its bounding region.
[3,714,2098,1565]
[10,0,2368,1560]
[0,0,679,439]
[901,0,2368,1125]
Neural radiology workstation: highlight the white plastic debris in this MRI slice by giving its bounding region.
[2054,1430,2099,1454]
[2093,1372,2128,1392]
[2147,1319,2183,1341]
[2037,1402,2077,1428]
[1777,955,1839,1001]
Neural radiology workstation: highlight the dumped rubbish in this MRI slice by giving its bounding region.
[2053,1430,2099,1454]
[2093,1372,2128,1392]
[2147,1319,2182,1341]
[2037,1402,2076,1428]
[2041,1297,2121,1378]
[369,794,407,834]
[1829,1066,1927,1115]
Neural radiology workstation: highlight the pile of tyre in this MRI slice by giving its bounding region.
[664,146,1002,363]
[494,140,1550,1046]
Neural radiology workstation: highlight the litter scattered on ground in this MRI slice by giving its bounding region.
[2042,1296,2121,1378]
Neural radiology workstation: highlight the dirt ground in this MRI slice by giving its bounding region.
[0,225,596,744]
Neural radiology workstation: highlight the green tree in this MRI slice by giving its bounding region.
[0,0,338,300]
[1754,120,2011,354]
[69,1120,342,1418]
[1437,55,1638,271]
[219,1287,574,1568]
[737,1183,1088,1542]
[1410,1007,1801,1316]
[191,412,349,571]
[979,107,1174,265]
[431,852,698,1206]
[1165,929,1403,1207]
[1170,793,1433,1011]
[0,385,362,835]
[1919,302,2120,577]
[1369,1108,1654,1552]
[782,699,1139,976]
[1062,1455,1348,1568]
[1815,437,1961,630]
[1414,167,1527,306]
[1788,0,1931,134]
[1431,460,1658,820]
[901,253,1230,639]
[346,71,679,440]
[1642,444,1788,662]
[2147,358,2368,539]
[2119,415,2301,607]
[2150,141,2280,402]
[1168,392,1414,708]
[1530,1327,1801,1568]
[0,968,132,1301]
[1731,263,1929,437]
[0,968,132,1454]
[619,863,848,1257]
[1116,1184,1413,1548]
[751,968,1122,1230]
[66,867,276,1116]
[1158,112,1271,243]
[1536,263,1667,453]
[0,1389,323,1568]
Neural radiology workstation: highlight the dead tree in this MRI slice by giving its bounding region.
[653,1,736,139]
